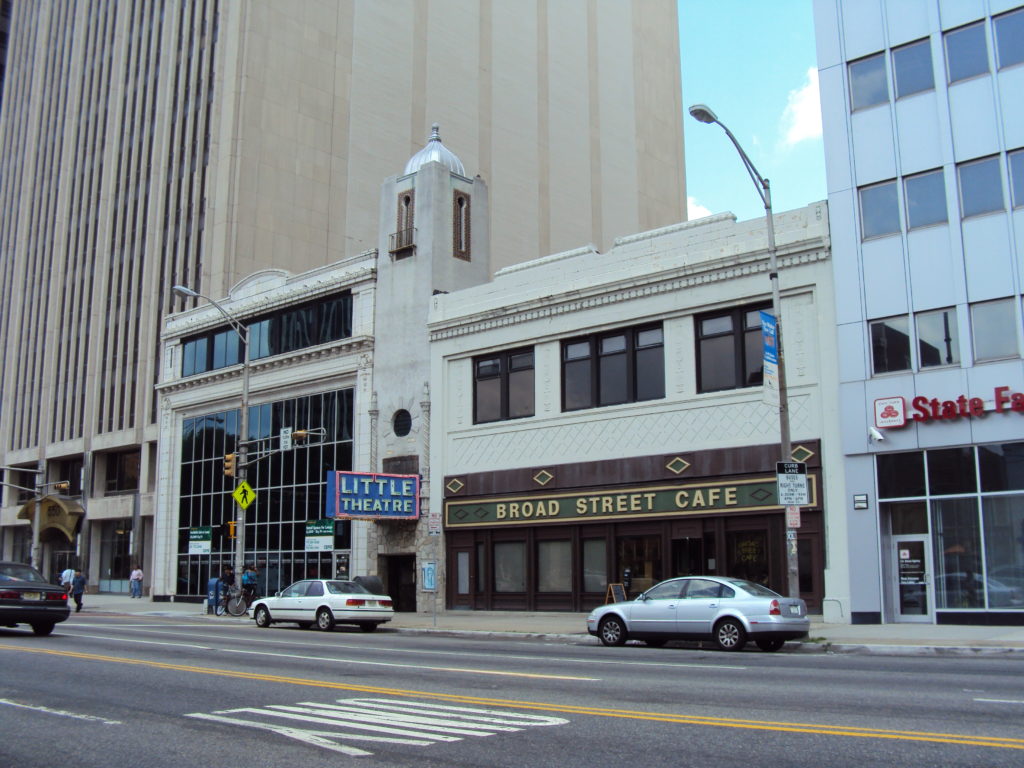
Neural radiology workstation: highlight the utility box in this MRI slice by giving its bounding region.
[207,578,220,614]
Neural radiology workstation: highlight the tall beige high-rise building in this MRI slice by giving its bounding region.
[0,0,684,584]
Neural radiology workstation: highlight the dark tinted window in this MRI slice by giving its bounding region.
[306,581,324,596]
[474,348,534,423]
[562,325,663,411]
[877,452,926,498]
[870,316,911,373]
[927,447,976,495]
[697,306,767,392]
[979,442,1024,491]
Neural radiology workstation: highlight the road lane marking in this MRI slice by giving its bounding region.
[58,624,747,671]
[62,632,214,650]
[2,644,1022,751]
[186,697,568,757]
[975,698,1024,705]
[0,697,123,725]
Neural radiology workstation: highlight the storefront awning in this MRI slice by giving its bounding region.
[17,495,85,542]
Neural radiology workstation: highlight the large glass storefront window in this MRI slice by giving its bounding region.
[878,443,1024,611]
[494,542,525,592]
[616,535,661,594]
[582,539,606,592]
[176,388,353,597]
[537,540,570,592]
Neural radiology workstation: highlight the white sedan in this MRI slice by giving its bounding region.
[251,579,394,632]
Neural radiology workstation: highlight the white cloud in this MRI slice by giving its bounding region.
[781,67,822,146]
[687,196,713,219]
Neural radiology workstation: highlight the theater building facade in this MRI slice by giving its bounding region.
[429,202,849,617]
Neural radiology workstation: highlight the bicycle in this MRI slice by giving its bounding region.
[225,583,249,616]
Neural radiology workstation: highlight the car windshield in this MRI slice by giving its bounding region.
[326,580,371,595]
[0,564,47,583]
[724,578,781,598]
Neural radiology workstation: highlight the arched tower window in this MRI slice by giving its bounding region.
[453,192,471,260]
[390,190,415,254]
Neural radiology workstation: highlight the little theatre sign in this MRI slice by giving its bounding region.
[444,475,819,529]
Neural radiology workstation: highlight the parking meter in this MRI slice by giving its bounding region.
[622,568,632,591]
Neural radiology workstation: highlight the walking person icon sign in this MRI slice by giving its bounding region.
[232,481,255,510]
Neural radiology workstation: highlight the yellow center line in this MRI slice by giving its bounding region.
[2,644,1021,750]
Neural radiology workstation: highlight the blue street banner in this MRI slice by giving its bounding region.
[326,471,420,520]
[759,310,780,407]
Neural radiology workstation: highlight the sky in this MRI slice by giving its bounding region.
[679,0,826,223]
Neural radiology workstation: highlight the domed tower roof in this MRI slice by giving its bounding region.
[403,123,465,176]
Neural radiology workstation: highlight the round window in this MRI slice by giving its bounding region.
[393,409,412,437]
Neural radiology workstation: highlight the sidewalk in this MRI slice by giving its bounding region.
[75,593,1024,656]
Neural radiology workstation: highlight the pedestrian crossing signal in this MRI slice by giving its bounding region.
[223,453,236,478]
[228,520,236,539]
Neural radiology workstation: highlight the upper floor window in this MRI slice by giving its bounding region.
[904,169,947,229]
[849,52,888,110]
[859,180,900,239]
[958,156,1004,218]
[916,307,959,368]
[697,306,767,393]
[870,315,911,374]
[474,348,534,423]
[182,292,353,377]
[945,21,989,83]
[995,8,1024,69]
[453,192,471,260]
[1009,149,1024,208]
[893,38,934,98]
[563,325,664,410]
[105,451,140,495]
[971,298,1017,361]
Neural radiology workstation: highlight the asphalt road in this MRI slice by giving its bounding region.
[2,615,1023,767]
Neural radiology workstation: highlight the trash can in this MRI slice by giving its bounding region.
[207,577,221,614]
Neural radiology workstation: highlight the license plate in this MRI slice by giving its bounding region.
[20,592,42,601]
[788,605,800,615]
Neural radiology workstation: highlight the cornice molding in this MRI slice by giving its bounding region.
[430,245,830,341]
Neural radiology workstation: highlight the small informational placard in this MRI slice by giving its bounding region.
[280,427,293,451]
[776,462,809,506]
[326,471,420,520]
[786,505,802,529]
[605,583,627,604]
[304,519,335,552]
[421,561,437,592]
[189,526,212,555]
[428,511,442,535]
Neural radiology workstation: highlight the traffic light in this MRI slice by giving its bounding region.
[53,481,70,493]
[223,453,236,477]
[292,430,309,441]
[227,520,236,539]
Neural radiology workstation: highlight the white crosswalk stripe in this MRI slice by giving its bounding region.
[186,696,568,756]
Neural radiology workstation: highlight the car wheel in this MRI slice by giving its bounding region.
[598,616,627,647]
[31,623,55,637]
[254,606,272,628]
[316,608,335,631]
[644,638,667,647]
[756,638,785,652]
[714,618,747,652]
[359,623,379,632]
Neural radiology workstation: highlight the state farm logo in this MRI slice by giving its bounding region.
[874,397,906,428]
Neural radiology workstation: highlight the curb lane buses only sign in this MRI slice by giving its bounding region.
[776,462,809,507]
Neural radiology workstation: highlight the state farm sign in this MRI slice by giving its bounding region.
[874,386,1024,429]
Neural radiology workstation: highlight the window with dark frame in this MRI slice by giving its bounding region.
[474,348,535,423]
[562,324,664,411]
[105,450,140,495]
[696,307,767,393]
[870,315,912,374]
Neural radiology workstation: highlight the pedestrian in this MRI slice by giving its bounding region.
[241,564,258,599]
[129,564,144,598]
[70,569,87,612]
[60,566,75,592]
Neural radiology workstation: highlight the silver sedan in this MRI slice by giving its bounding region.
[587,576,809,652]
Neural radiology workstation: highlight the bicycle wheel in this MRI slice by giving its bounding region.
[215,599,226,616]
[227,594,247,616]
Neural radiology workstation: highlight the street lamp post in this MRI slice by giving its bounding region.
[173,285,250,579]
[688,104,799,599]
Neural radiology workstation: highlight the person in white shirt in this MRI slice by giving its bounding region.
[60,567,75,592]
[129,564,144,598]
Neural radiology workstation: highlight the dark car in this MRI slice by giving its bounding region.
[0,561,72,636]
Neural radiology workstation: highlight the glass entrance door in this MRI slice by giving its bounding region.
[893,535,932,622]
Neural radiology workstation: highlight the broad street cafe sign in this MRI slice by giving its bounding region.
[326,471,420,520]
[444,475,818,529]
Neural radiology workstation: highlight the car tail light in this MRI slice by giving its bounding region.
[0,590,19,599]
[346,598,367,606]
[769,599,781,615]
[380,599,393,607]
[45,592,68,601]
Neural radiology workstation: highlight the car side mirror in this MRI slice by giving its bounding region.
[274,591,281,598]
